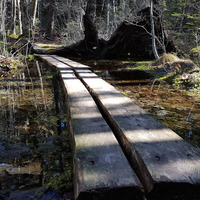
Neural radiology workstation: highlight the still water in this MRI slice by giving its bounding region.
[1,58,199,199]
[81,59,200,149]
[0,61,72,200]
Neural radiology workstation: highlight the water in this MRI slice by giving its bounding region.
[0,61,73,200]
[116,82,200,148]
[2,58,199,199]
[80,59,200,149]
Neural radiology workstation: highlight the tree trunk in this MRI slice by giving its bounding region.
[45,0,55,39]
[85,0,96,21]
[17,0,23,34]
[83,12,99,51]
[0,0,8,56]
[32,0,38,29]
[106,0,110,36]
[113,0,116,27]
[149,0,159,59]
[0,0,4,33]
[121,0,125,21]
[13,0,17,34]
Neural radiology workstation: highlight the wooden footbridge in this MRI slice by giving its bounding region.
[38,54,200,200]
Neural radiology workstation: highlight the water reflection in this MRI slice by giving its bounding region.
[0,61,72,199]
[80,59,200,149]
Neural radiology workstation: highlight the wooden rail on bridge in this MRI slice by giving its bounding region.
[38,54,200,200]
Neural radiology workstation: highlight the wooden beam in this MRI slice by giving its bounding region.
[53,55,200,198]
[37,54,144,200]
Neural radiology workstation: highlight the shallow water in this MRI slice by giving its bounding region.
[2,57,199,199]
[80,59,200,149]
[0,61,72,199]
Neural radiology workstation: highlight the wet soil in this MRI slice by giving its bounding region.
[0,61,73,200]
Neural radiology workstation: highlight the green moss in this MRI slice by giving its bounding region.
[26,54,35,61]
[189,46,200,57]
[152,53,180,66]
[8,34,19,39]
[38,44,63,50]
[161,74,177,84]
[46,170,73,191]
[126,60,153,70]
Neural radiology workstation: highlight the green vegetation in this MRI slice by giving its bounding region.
[164,0,200,51]
[132,61,154,70]
[46,170,73,192]
[38,44,63,50]
[152,53,180,66]
[126,53,200,93]
[153,54,199,88]
[189,46,200,58]
[8,34,19,39]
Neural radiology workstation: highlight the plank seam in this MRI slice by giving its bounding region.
[51,55,155,194]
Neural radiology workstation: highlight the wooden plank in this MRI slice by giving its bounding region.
[37,55,143,200]
[53,55,200,196]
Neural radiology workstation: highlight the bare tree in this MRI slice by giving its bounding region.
[106,0,110,37]
[121,0,125,21]
[17,0,23,34]
[13,0,17,34]
[32,0,38,29]
[113,0,116,28]
[149,0,159,59]
[0,0,8,56]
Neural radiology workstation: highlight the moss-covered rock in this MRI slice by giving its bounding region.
[152,53,180,66]
[147,53,199,91]
[171,60,197,73]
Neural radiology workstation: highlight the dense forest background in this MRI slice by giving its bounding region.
[0,0,200,58]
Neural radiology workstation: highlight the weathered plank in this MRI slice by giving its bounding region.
[54,55,200,197]
[37,55,143,200]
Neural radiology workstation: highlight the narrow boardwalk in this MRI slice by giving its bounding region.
[38,54,200,200]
